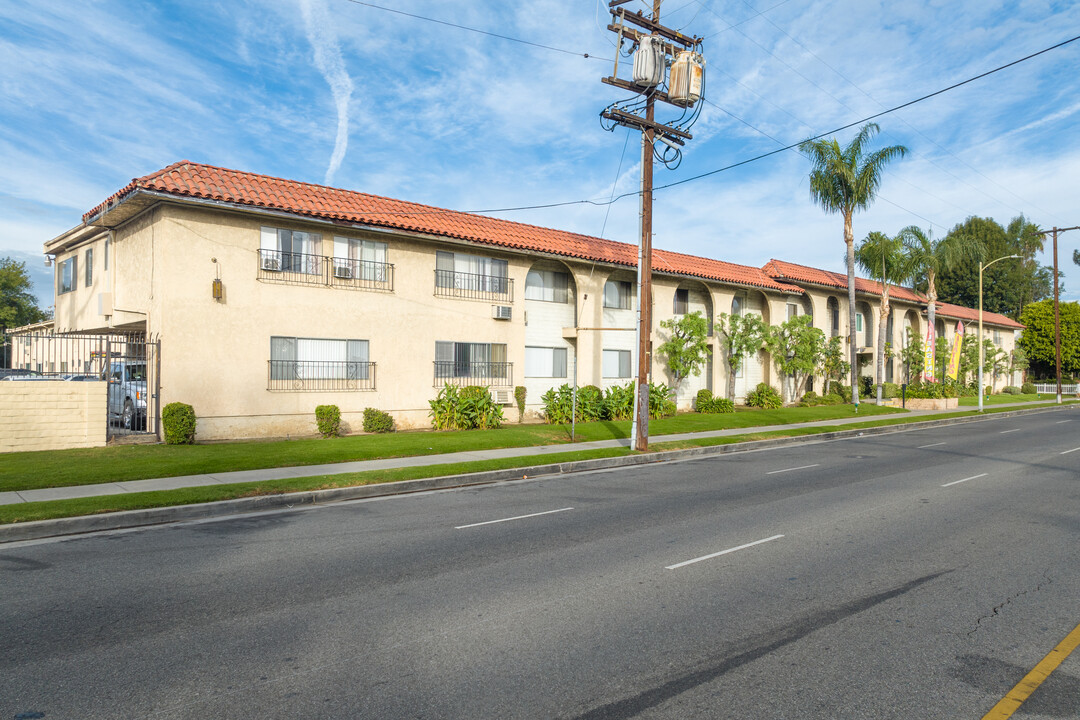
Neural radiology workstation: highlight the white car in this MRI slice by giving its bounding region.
[106,361,148,430]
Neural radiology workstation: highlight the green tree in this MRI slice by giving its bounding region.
[657,311,710,394]
[820,336,850,395]
[935,215,1051,319]
[1018,299,1080,379]
[901,224,982,345]
[763,314,825,403]
[715,312,765,401]
[1,257,50,366]
[1009,346,1028,383]
[799,123,907,407]
[855,230,912,403]
[899,333,924,383]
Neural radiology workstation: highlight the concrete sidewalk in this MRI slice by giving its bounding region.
[3,400,1071,507]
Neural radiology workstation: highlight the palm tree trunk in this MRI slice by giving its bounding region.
[845,212,859,406]
[876,291,890,404]
[927,273,936,379]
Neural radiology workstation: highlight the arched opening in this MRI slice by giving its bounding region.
[728,289,769,402]
[524,261,577,414]
[669,280,715,408]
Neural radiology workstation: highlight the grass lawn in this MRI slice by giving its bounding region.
[1,404,905,492]
[2,400,1073,525]
[958,393,1050,406]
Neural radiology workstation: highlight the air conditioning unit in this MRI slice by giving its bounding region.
[492,389,513,405]
[334,265,353,279]
[262,256,282,272]
[492,305,512,320]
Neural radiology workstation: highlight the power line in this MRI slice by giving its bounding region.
[470,33,1080,213]
[341,0,608,61]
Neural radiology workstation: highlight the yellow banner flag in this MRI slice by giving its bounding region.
[946,321,965,380]
[923,326,936,382]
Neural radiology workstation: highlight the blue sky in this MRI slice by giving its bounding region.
[3,0,1079,309]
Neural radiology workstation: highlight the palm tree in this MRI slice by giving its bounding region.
[855,230,912,403]
[800,123,908,406]
[900,224,983,351]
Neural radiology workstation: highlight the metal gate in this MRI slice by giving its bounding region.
[2,330,161,439]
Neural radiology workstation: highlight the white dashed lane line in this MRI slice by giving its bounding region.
[454,507,573,530]
[942,473,988,488]
[918,442,946,449]
[766,464,820,475]
[666,535,785,570]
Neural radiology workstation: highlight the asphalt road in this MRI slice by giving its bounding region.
[3,408,1078,719]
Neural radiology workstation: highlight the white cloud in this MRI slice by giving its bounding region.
[299,0,354,185]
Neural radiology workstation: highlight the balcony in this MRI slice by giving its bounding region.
[258,250,394,292]
[267,360,376,392]
[434,269,513,302]
[433,361,513,387]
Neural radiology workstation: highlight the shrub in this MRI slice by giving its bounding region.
[430,384,503,430]
[821,393,844,405]
[985,385,993,396]
[699,396,735,413]
[649,382,676,419]
[828,380,852,403]
[362,407,395,433]
[695,388,714,411]
[859,376,874,398]
[315,404,341,438]
[604,383,635,420]
[162,402,197,445]
[577,385,605,422]
[746,382,782,409]
[882,382,900,399]
[514,386,527,422]
[1002,386,1021,395]
[1021,381,1037,395]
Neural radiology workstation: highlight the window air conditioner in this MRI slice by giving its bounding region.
[262,257,282,272]
[492,305,512,320]
[334,265,353,279]
[492,389,512,405]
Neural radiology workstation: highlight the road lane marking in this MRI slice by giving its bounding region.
[918,442,946,449]
[999,429,1021,434]
[1062,447,1080,455]
[982,621,1080,719]
[766,464,819,475]
[942,473,988,488]
[666,534,784,570]
[454,507,573,529]
[1056,420,1072,424]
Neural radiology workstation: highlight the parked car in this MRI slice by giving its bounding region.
[105,360,148,430]
[0,368,43,380]
[62,374,100,382]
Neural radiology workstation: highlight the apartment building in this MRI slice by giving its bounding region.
[40,161,1023,440]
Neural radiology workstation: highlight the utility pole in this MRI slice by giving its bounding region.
[1036,226,1078,404]
[601,0,704,451]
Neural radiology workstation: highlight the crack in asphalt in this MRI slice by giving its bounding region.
[967,569,1053,636]
[567,569,951,719]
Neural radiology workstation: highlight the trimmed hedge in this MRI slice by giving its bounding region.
[162,402,197,445]
[362,407,395,433]
[315,405,341,438]
[695,388,734,414]
[746,382,782,409]
[1021,382,1037,394]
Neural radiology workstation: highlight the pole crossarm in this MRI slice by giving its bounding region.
[602,76,684,109]
[607,12,699,47]
[601,108,692,141]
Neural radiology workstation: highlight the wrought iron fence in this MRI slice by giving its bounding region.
[267,360,377,392]
[433,361,513,387]
[258,250,395,292]
[434,270,513,301]
[2,330,160,437]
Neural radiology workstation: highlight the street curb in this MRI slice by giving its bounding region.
[2,404,1072,543]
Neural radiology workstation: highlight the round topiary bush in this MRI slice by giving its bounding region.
[162,402,197,445]
[746,382,782,409]
[315,404,341,438]
[1021,381,1037,395]
[362,407,395,433]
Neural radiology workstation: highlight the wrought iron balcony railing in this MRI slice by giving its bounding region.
[258,250,394,292]
[268,360,376,392]
[432,361,513,387]
[433,269,513,301]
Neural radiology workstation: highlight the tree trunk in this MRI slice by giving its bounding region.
[927,272,936,377]
[727,358,737,402]
[876,291,890,404]
[845,212,859,406]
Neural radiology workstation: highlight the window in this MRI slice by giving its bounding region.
[525,269,569,303]
[333,236,388,282]
[828,297,840,337]
[85,248,93,287]
[855,313,864,333]
[603,349,632,378]
[436,251,508,295]
[993,330,1002,346]
[435,342,508,382]
[731,295,743,317]
[104,238,109,271]
[58,256,76,294]
[786,303,798,321]
[260,227,322,274]
[269,336,371,390]
[604,280,632,309]
[673,288,689,315]
[525,346,568,377]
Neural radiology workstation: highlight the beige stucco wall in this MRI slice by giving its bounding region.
[0,381,107,453]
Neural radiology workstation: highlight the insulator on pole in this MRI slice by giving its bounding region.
[669,50,705,106]
[632,36,664,88]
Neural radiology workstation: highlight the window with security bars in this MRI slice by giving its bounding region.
[269,336,373,391]
[435,251,509,297]
[332,236,389,282]
[260,227,322,275]
[434,342,510,384]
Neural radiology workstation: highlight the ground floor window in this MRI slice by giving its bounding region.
[268,336,373,390]
[602,349,632,378]
[525,346,567,378]
[435,342,509,384]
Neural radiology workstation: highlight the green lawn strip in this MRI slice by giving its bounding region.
[0,447,632,525]
[957,393,1044,406]
[0,404,902,493]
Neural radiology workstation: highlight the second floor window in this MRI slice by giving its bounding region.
[436,251,508,295]
[333,236,388,282]
[604,280,632,309]
[85,248,94,287]
[525,269,569,303]
[58,256,76,294]
[673,288,688,315]
[261,227,322,274]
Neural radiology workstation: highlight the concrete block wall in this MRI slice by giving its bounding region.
[0,381,107,453]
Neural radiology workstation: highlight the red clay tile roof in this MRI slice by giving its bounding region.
[85,161,801,294]
[934,301,1024,329]
[763,258,925,303]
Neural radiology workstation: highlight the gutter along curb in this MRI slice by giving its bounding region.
[1,404,1072,543]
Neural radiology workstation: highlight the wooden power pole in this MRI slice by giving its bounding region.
[601,0,702,451]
